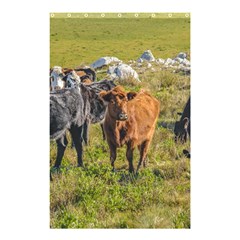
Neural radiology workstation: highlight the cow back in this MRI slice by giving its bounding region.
[127,91,160,139]
[174,96,190,142]
[180,97,190,121]
[50,88,87,139]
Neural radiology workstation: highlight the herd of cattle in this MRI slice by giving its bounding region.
[50,65,190,179]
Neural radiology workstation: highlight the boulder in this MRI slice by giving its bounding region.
[90,56,122,69]
[155,58,165,64]
[177,52,187,59]
[182,58,191,67]
[164,58,174,65]
[137,50,155,62]
[137,58,144,63]
[174,57,184,64]
[107,63,140,82]
[147,63,152,68]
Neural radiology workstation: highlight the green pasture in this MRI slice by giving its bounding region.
[50,17,190,67]
[50,16,190,228]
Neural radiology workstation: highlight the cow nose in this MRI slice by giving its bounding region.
[119,113,128,120]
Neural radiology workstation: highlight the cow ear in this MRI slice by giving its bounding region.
[63,68,72,74]
[99,91,112,102]
[80,83,88,93]
[183,117,189,130]
[127,92,137,100]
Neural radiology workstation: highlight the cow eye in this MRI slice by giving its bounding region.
[110,99,115,104]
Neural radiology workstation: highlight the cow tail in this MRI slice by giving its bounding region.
[60,136,66,147]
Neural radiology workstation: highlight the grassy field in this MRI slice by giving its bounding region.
[50,18,190,67]
[50,17,190,228]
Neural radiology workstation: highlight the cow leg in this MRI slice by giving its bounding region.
[54,135,68,168]
[184,130,188,143]
[126,143,135,173]
[82,120,89,145]
[50,172,53,181]
[183,149,191,158]
[136,140,151,172]
[183,118,190,143]
[100,123,106,140]
[71,135,75,149]
[70,126,84,167]
[109,143,117,172]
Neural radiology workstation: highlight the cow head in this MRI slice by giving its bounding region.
[79,80,117,123]
[62,68,74,75]
[89,90,106,123]
[65,70,81,88]
[80,75,93,84]
[50,66,66,91]
[174,117,189,143]
[100,86,137,121]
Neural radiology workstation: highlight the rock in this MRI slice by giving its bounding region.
[137,58,144,63]
[178,64,184,69]
[108,65,116,75]
[174,57,184,64]
[107,63,140,82]
[147,63,152,68]
[181,67,191,75]
[137,50,155,62]
[177,52,187,59]
[155,58,165,64]
[182,58,191,67]
[90,56,122,69]
[164,58,174,65]
[171,59,178,65]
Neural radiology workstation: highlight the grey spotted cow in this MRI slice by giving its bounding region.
[50,80,116,168]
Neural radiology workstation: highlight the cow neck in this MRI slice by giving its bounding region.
[105,112,127,147]
[80,88,90,117]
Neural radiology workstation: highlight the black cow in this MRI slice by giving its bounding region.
[50,80,116,168]
[174,97,190,143]
[174,97,190,158]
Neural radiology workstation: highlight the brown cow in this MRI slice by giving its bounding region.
[100,86,160,173]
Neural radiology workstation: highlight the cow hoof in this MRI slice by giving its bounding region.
[129,170,135,175]
[50,172,53,181]
[52,166,60,172]
[183,149,191,158]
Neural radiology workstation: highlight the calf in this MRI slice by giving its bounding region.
[63,70,81,88]
[50,80,115,168]
[174,97,190,143]
[100,86,160,173]
[50,66,66,92]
